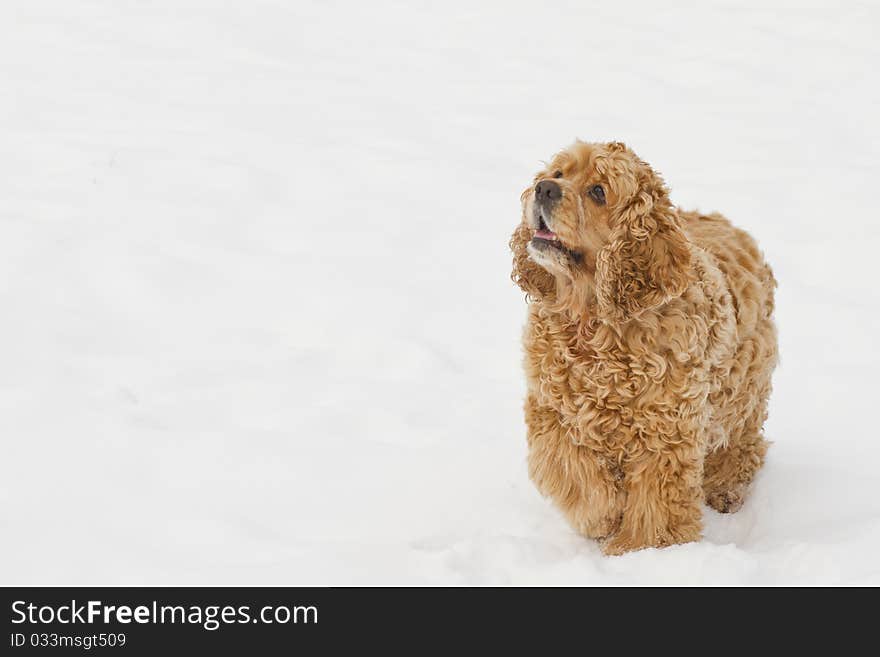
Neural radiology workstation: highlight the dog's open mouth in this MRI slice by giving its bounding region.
[535,216,558,242]
[532,216,578,260]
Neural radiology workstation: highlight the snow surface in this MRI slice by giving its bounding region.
[2,1,879,585]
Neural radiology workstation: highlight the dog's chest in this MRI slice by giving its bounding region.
[523,307,703,424]
[523,312,608,414]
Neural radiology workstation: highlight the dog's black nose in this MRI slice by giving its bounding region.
[535,180,561,203]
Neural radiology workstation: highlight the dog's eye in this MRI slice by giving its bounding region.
[552,170,563,179]
[588,185,606,205]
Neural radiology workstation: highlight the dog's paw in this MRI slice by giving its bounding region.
[601,523,701,556]
[601,535,637,556]
[601,531,661,556]
[705,484,746,514]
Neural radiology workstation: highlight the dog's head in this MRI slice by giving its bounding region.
[511,141,692,322]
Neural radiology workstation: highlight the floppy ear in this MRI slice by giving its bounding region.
[510,220,555,300]
[595,192,692,322]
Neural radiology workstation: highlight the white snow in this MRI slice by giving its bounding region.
[1,0,879,585]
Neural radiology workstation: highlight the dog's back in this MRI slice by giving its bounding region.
[683,211,776,333]
[681,210,777,510]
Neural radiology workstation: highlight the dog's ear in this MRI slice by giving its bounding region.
[510,219,555,300]
[595,191,692,322]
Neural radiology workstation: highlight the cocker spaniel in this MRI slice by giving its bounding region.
[510,141,777,554]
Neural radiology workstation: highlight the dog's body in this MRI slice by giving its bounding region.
[511,142,776,554]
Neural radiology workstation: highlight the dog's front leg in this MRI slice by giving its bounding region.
[602,437,703,556]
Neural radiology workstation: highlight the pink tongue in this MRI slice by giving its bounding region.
[535,228,557,240]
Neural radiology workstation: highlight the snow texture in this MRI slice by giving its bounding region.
[1,1,879,585]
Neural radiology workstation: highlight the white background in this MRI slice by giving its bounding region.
[1,0,878,584]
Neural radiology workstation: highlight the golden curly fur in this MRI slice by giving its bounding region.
[510,141,777,554]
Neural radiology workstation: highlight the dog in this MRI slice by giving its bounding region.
[510,141,777,554]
